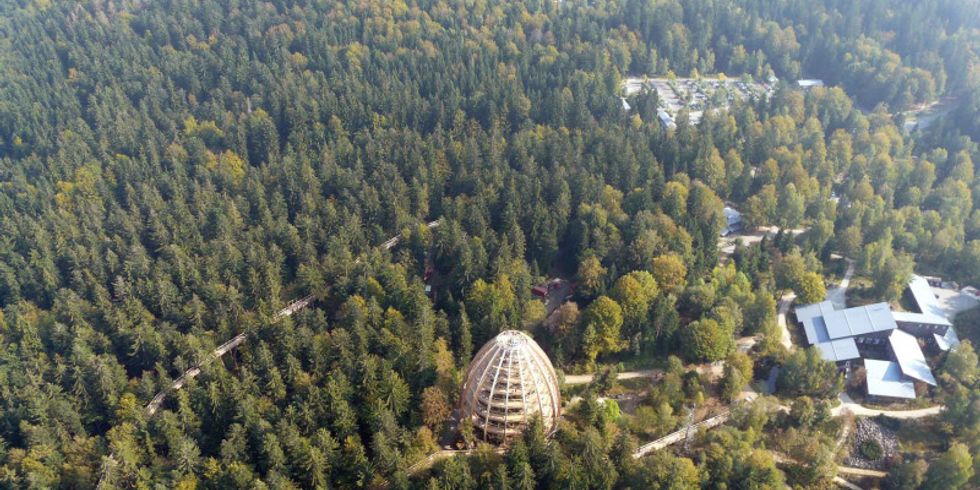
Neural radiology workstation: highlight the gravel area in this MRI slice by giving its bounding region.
[843,418,899,470]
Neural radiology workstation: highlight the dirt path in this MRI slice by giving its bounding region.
[837,466,887,478]
[564,369,661,385]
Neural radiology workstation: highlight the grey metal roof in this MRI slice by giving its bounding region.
[723,206,742,225]
[797,79,825,88]
[900,275,952,327]
[888,329,937,386]
[865,359,916,399]
[892,310,951,326]
[799,302,897,342]
[815,338,861,362]
[796,301,837,344]
[933,327,961,352]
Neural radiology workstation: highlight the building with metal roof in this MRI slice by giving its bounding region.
[888,329,937,386]
[796,300,836,344]
[794,274,957,400]
[796,301,897,345]
[907,275,950,322]
[815,338,861,362]
[721,206,743,237]
[892,275,953,337]
[864,359,916,400]
[933,327,961,352]
[797,79,825,89]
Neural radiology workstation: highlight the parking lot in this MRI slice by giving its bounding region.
[622,76,773,126]
[932,286,980,319]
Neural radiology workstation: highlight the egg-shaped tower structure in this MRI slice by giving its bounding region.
[459,330,561,443]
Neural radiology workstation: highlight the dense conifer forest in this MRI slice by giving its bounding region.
[0,0,978,488]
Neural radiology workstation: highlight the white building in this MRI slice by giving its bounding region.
[721,206,742,236]
[794,275,958,400]
[865,359,916,400]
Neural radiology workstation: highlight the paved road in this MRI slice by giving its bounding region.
[827,259,855,309]
[831,393,943,419]
[564,358,736,386]
[719,226,808,255]
[776,292,796,351]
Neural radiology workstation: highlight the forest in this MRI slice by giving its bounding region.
[0,0,978,488]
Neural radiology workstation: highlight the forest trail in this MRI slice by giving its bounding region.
[563,369,661,385]
[382,220,442,250]
[404,448,505,476]
[836,466,888,478]
[143,295,314,416]
[99,295,314,487]
[99,220,441,488]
